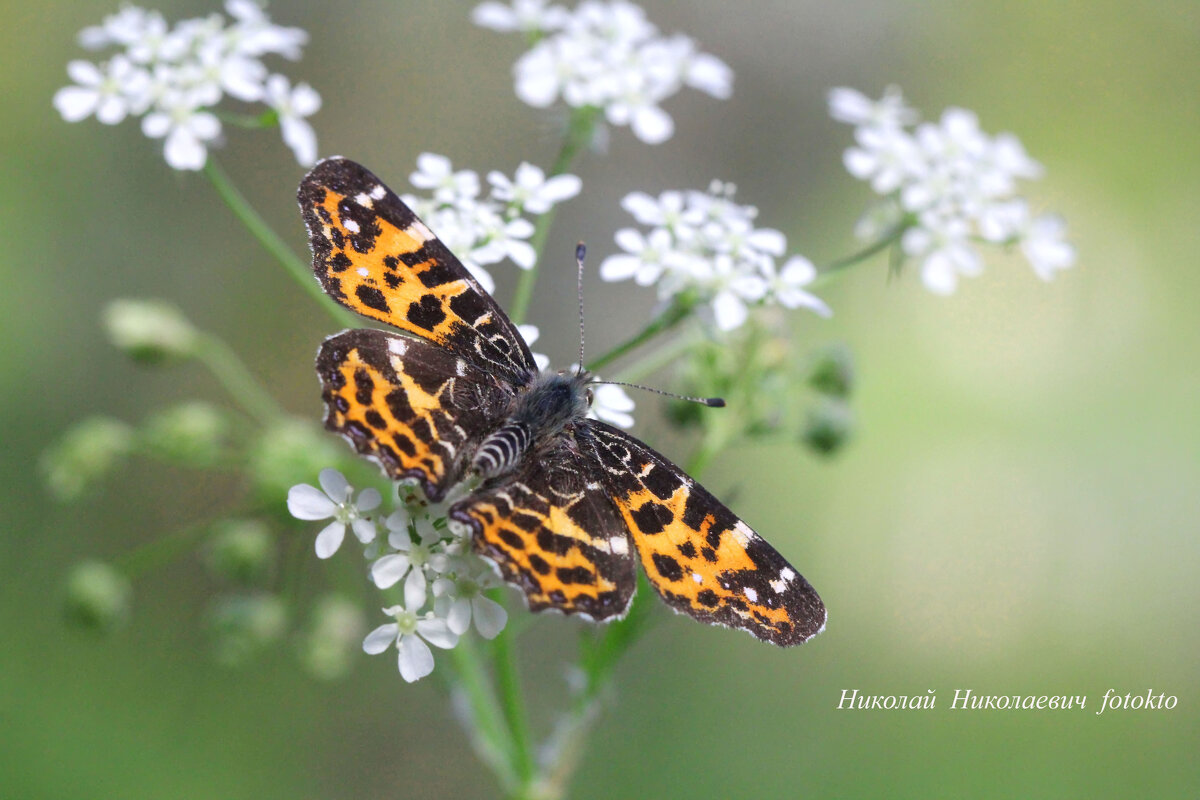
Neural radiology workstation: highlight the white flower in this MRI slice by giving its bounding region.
[140,91,222,170]
[370,515,438,609]
[488,163,581,214]
[363,602,459,683]
[54,57,151,124]
[766,256,832,317]
[472,214,537,270]
[492,0,730,144]
[472,0,570,33]
[517,325,551,371]
[588,384,636,429]
[843,124,923,195]
[1020,214,1076,281]
[264,74,321,166]
[835,86,1074,293]
[902,220,983,295]
[225,0,309,59]
[620,190,687,229]
[705,255,768,331]
[433,568,508,639]
[829,86,916,129]
[287,468,381,558]
[410,153,480,206]
[600,227,684,286]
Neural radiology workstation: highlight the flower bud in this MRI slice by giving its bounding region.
[806,343,855,398]
[248,419,345,506]
[103,299,198,363]
[142,402,228,466]
[208,594,287,666]
[299,595,366,680]
[41,417,133,501]
[63,560,131,632]
[801,397,854,456]
[205,519,274,583]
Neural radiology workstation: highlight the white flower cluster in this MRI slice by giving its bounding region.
[54,2,320,171]
[288,469,509,682]
[400,153,582,294]
[831,87,1076,294]
[473,0,732,144]
[599,184,832,332]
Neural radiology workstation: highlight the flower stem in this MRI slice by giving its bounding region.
[203,158,358,328]
[449,639,519,791]
[508,106,600,325]
[194,331,287,424]
[492,601,536,788]
[586,297,693,373]
[812,222,910,286]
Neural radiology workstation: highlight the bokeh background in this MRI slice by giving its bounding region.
[3,1,1198,797]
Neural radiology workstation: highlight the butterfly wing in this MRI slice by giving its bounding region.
[299,157,536,382]
[581,422,826,646]
[316,328,515,502]
[449,437,637,621]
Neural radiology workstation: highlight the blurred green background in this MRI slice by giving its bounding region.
[3,1,1198,797]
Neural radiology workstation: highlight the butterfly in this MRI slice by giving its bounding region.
[298,157,826,646]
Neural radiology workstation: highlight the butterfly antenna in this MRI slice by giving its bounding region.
[576,242,587,377]
[590,380,726,408]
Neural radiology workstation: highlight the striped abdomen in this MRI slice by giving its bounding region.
[473,422,532,479]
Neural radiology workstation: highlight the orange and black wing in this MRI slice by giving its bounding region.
[299,157,535,383]
[581,422,826,646]
[449,437,637,621]
[316,328,515,502]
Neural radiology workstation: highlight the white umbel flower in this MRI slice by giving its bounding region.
[264,74,321,166]
[287,468,381,558]
[363,602,459,683]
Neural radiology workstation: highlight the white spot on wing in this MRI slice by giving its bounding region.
[744,587,758,602]
[609,537,629,555]
[409,220,434,242]
[344,218,361,233]
[356,267,369,277]
[780,567,795,582]
[388,338,408,355]
[692,573,703,584]
[731,521,752,548]
[769,579,785,594]
[370,185,386,200]
[354,192,371,207]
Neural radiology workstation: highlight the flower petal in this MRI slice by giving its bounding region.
[287,484,336,519]
[416,618,459,650]
[472,596,508,639]
[314,521,346,559]
[317,468,349,501]
[362,623,399,654]
[397,634,434,682]
[370,553,410,589]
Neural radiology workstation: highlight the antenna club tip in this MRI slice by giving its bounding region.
[575,242,587,261]
[706,397,726,408]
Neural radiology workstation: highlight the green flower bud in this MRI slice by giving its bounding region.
[801,397,854,456]
[103,299,198,364]
[806,343,855,398]
[208,594,287,666]
[248,419,345,506]
[63,560,132,632]
[141,402,228,466]
[41,417,133,501]
[299,595,365,681]
[205,519,274,583]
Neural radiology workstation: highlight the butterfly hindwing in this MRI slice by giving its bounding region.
[449,437,637,621]
[316,328,515,502]
[582,422,826,646]
[299,157,536,382]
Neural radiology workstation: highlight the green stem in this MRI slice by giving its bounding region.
[812,222,910,287]
[114,519,212,579]
[449,640,518,791]
[203,159,357,328]
[586,297,693,373]
[492,600,536,788]
[194,332,287,424]
[508,106,601,325]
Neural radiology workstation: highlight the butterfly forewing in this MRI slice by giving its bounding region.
[299,157,536,383]
[582,422,826,645]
